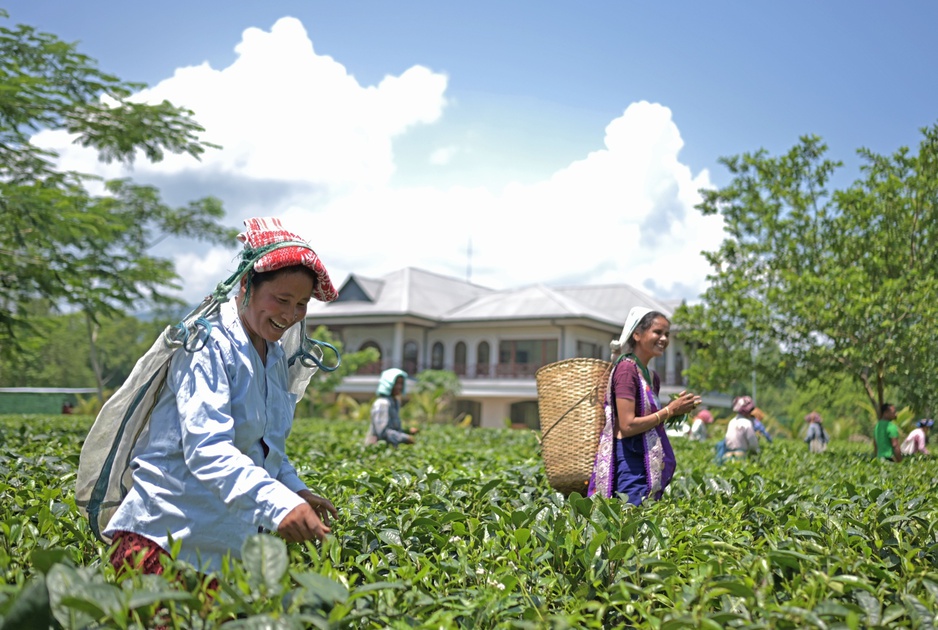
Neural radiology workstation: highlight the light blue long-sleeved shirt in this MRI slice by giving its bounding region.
[104,298,307,571]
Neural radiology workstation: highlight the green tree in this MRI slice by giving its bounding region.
[677,125,938,419]
[325,393,372,422]
[0,11,238,399]
[402,369,462,424]
[754,370,886,441]
[300,325,380,419]
[0,304,169,390]
[69,180,236,400]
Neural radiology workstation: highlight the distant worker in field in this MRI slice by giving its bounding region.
[365,368,417,446]
[720,396,760,461]
[874,402,902,462]
[751,407,773,443]
[587,307,702,505]
[900,418,932,457]
[803,411,829,453]
[688,408,714,441]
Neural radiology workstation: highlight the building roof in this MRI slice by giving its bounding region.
[553,284,676,327]
[445,284,619,324]
[306,266,675,328]
[309,267,494,320]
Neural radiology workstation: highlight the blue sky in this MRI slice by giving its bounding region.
[8,1,938,304]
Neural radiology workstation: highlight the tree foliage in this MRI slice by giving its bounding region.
[0,11,238,397]
[676,125,938,418]
[0,12,235,331]
[0,306,166,389]
[301,325,381,418]
[403,369,462,424]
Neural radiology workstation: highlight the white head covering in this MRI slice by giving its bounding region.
[617,306,653,349]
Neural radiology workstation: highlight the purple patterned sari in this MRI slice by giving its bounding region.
[587,356,676,501]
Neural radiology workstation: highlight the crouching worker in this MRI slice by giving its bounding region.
[365,368,417,446]
[718,396,760,462]
[104,217,339,577]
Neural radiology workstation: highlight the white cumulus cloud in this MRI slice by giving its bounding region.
[286,101,723,300]
[31,16,723,306]
[429,146,458,165]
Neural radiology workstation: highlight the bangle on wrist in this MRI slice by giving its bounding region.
[654,411,661,423]
[665,406,672,418]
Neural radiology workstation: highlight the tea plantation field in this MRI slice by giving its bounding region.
[1,415,937,628]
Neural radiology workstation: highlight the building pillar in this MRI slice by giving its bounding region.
[665,342,676,386]
[392,322,404,369]
[467,341,477,377]
[490,336,499,376]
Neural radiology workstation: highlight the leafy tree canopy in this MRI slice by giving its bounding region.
[0,10,237,345]
[676,124,938,418]
[0,304,167,390]
[403,369,462,423]
[301,325,381,419]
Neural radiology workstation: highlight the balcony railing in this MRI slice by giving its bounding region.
[356,360,548,379]
[355,359,688,386]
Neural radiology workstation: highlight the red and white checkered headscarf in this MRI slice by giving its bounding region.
[237,217,339,303]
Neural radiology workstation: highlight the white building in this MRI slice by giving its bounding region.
[305,267,700,429]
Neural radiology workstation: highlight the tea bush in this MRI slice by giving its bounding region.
[1,415,936,628]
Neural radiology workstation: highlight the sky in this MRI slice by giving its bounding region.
[7,1,938,307]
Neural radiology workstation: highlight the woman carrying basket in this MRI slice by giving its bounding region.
[104,217,339,576]
[588,307,701,505]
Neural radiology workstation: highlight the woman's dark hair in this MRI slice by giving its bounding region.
[252,266,317,289]
[243,265,318,306]
[625,311,668,352]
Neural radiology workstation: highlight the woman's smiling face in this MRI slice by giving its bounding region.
[239,268,314,354]
[633,315,671,362]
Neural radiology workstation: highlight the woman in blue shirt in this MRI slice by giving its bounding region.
[106,218,339,575]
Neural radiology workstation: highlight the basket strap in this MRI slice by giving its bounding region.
[604,354,630,423]
[537,386,600,445]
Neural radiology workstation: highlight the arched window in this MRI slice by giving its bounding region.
[403,341,418,375]
[357,341,382,375]
[476,341,490,376]
[431,342,444,370]
[454,341,467,375]
[510,401,540,430]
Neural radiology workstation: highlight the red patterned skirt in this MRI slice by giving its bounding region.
[110,530,169,576]
[109,531,219,592]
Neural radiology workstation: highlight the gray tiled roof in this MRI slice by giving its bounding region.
[553,285,675,326]
[444,284,618,323]
[310,267,493,319]
[354,276,384,302]
[307,266,674,327]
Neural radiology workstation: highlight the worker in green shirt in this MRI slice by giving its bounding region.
[874,402,902,462]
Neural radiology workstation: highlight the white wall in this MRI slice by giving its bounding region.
[478,398,514,429]
[320,319,692,428]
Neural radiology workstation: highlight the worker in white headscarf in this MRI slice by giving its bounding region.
[588,306,701,504]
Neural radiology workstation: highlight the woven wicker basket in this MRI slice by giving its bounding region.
[535,357,612,496]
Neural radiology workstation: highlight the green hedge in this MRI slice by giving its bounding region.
[0,392,77,415]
